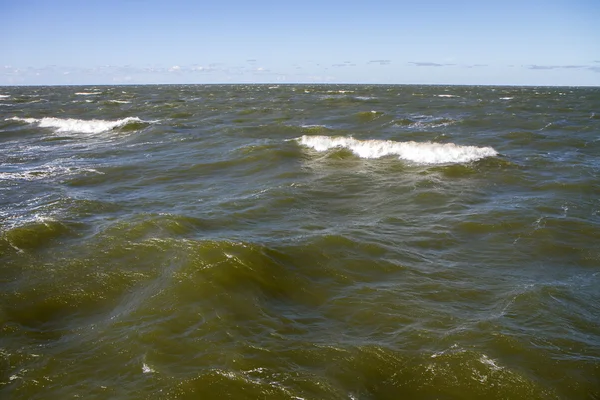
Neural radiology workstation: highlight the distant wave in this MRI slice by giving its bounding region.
[297,135,497,164]
[355,96,377,101]
[0,94,10,99]
[75,92,101,96]
[394,114,456,130]
[437,94,459,98]
[6,116,151,134]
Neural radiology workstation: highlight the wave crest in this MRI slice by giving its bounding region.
[297,135,498,164]
[7,116,150,134]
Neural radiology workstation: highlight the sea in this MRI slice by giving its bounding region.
[0,84,599,399]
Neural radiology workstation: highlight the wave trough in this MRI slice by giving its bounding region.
[297,135,498,164]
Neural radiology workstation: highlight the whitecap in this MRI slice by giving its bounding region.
[297,135,497,164]
[107,100,131,104]
[6,116,150,134]
[75,92,101,96]
[499,97,513,100]
[437,94,459,98]
[0,94,10,99]
[354,96,376,100]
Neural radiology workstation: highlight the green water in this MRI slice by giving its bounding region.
[1,85,599,399]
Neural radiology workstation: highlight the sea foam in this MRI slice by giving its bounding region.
[7,116,148,134]
[297,135,497,164]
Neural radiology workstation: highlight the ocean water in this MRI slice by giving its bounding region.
[0,84,599,399]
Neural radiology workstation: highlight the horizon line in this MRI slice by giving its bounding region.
[1,82,599,88]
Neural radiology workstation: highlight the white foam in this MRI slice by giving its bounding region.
[297,135,497,164]
[301,124,329,129]
[437,94,459,98]
[142,363,155,374]
[7,116,147,134]
[499,97,513,100]
[0,94,10,99]
[479,355,502,371]
[75,91,101,96]
[107,100,131,104]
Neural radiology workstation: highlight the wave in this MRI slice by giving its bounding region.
[354,96,377,101]
[75,91,101,96]
[297,135,498,164]
[437,94,459,98]
[0,94,10,99]
[394,114,456,130]
[6,116,151,134]
[0,164,103,182]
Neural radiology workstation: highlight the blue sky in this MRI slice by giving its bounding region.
[1,0,599,86]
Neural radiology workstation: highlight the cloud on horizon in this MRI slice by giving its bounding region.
[527,64,600,73]
[528,64,587,70]
[368,60,391,65]
[408,62,455,67]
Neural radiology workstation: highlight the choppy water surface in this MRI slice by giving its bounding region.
[1,84,599,399]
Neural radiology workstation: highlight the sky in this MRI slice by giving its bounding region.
[1,0,599,86]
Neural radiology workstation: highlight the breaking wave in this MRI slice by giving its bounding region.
[297,135,498,164]
[6,116,152,134]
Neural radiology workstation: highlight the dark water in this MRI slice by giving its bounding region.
[1,85,599,399]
